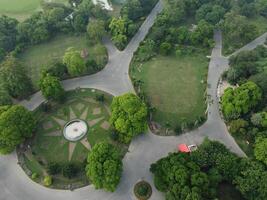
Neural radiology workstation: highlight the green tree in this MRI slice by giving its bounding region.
[160,42,172,55]
[229,119,248,135]
[121,0,143,21]
[0,81,12,106]
[87,19,105,42]
[109,17,127,49]
[0,57,33,99]
[251,112,267,128]
[63,47,86,76]
[254,137,267,165]
[85,142,122,192]
[110,93,148,143]
[234,159,267,200]
[39,73,65,101]
[221,81,262,120]
[0,105,36,154]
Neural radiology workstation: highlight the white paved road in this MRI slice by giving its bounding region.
[1,1,267,199]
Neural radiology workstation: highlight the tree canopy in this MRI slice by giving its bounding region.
[39,73,65,101]
[0,56,33,99]
[63,47,86,76]
[85,142,122,192]
[87,19,105,42]
[254,137,267,165]
[110,93,148,143]
[221,81,262,120]
[0,105,36,154]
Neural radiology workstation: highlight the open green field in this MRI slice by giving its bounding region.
[130,54,208,133]
[0,0,68,21]
[23,89,127,188]
[19,34,107,89]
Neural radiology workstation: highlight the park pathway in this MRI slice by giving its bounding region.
[1,0,267,199]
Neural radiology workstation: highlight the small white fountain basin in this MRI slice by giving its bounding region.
[63,119,88,142]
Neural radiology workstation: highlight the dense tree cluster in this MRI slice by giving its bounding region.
[151,139,267,200]
[221,81,262,120]
[85,142,122,192]
[222,0,267,53]
[0,105,36,154]
[109,0,158,50]
[110,93,148,143]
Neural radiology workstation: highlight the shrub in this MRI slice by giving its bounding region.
[134,181,152,200]
[95,94,105,102]
[47,162,62,175]
[62,163,79,179]
[31,173,38,180]
[43,176,52,187]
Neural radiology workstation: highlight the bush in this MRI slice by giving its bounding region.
[174,125,182,135]
[31,172,38,180]
[47,162,62,175]
[43,176,52,187]
[95,94,105,102]
[62,163,79,179]
[41,101,52,112]
[134,181,152,200]
[110,130,119,141]
[159,42,172,55]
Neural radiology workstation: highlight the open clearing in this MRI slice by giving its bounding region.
[19,34,107,89]
[131,54,208,130]
[0,0,68,21]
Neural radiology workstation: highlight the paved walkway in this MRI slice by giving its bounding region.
[1,0,267,199]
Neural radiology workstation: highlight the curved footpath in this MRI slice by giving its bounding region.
[1,1,267,199]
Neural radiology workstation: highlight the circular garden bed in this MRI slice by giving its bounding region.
[18,89,127,189]
[134,181,152,200]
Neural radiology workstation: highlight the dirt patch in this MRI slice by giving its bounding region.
[80,138,91,150]
[80,107,89,120]
[45,131,61,137]
[68,142,76,161]
[101,121,110,130]
[88,117,104,127]
[42,121,53,130]
[93,107,101,115]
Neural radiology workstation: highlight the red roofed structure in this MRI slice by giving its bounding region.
[178,144,190,153]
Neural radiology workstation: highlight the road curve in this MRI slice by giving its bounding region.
[1,0,267,199]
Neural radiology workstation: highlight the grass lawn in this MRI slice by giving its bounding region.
[130,53,208,133]
[19,34,108,89]
[23,89,127,188]
[218,182,245,200]
[0,0,68,21]
[223,16,267,56]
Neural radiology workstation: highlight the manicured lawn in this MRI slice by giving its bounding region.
[19,34,108,89]
[23,89,127,188]
[130,53,208,132]
[0,0,68,21]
